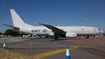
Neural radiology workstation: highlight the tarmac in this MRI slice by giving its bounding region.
[0,37,105,59]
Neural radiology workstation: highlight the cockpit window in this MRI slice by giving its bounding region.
[98,29,101,30]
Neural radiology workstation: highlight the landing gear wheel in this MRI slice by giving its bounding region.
[54,34,59,40]
[45,36,48,38]
[86,36,89,39]
[93,36,95,39]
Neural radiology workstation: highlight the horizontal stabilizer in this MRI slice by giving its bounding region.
[2,24,19,29]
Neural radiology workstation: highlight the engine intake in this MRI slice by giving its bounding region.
[66,32,77,37]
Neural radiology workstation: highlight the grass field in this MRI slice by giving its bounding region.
[0,48,39,59]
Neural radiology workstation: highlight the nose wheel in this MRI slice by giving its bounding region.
[93,36,95,39]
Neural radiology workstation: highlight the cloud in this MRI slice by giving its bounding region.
[84,19,89,21]
[56,16,64,19]
[2,3,6,7]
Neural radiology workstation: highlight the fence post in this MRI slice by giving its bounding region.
[78,38,82,49]
[30,39,33,50]
[101,39,104,49]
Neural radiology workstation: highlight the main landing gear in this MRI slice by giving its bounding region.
[45,36,48,38]
[54,34,59,40]
[86,36,96,39]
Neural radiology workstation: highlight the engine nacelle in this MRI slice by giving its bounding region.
[66,32,77,37]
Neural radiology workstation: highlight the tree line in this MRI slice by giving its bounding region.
[1,29,27,36]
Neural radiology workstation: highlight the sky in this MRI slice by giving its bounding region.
[0,0,105,33]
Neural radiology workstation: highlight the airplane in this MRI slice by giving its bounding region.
[2,9,104,39]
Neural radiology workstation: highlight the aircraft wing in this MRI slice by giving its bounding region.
[2,24,19,29]
[38,23,66,34]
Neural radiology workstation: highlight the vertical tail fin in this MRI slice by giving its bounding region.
[10,9,25,28]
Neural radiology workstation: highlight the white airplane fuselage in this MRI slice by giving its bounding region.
[19,25,103,36]
[3,9,104,39]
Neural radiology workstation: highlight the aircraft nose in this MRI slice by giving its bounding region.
[102,30,104,34]
[100,30,104,34]
[98,30,104,34]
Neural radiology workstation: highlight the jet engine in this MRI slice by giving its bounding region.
[66,32,77,37]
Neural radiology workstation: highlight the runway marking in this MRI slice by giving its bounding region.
[69,45,102,49]
[33,46,78,58]
[72,50,84,59]
[9,42,40,47]
[79,46,102,49]
[9,42,66,47]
